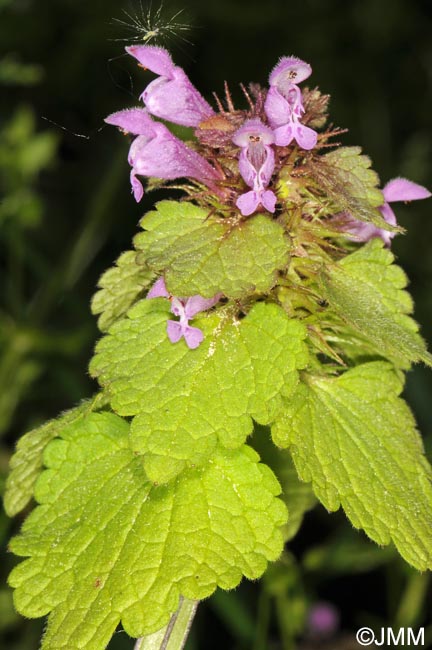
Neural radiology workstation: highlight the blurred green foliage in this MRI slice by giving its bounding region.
[0,106,56,228]
[1,0,431,648]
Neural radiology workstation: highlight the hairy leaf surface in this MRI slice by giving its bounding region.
[321,239,432,366]
[134,201,289,298]
[4,397,104,516]
[91,250,154,332]
[310,147,399,231]
[9,412,287,650]
[272,362,432,569]
[90,299,308,482]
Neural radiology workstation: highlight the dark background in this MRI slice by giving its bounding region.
[1,0,431,648]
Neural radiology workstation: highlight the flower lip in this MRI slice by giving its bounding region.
[236,189,277,216]
[273,122,318,150]
[232,118,275,147]
[269,56,312,90]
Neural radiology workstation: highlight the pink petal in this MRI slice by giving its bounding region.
[237,145,274,192]
[379,202,397,227]
[261,190,277,213]
[238,151,257,189]
[274,123,295,147]
[232,118,274,147]
[170,297,185,318]
[130,170,144,202]
[383,177,431,203]
[264,87,291,129]
[184,294,221,319]
[345,220,381,243]
[141,71,214,128]
[105,108,155,136]
[259,146,275,188]
[293,123,318,150]
[269,56,312,88]
[130,122,221,185]
[147,277,169,299]
[378,203,397,246]
[166,320,183,343]
[126,45,175,77]
[236,190,260,216]
[286,85,304,114]
[183,325,204,349]
[343,205,396,247]
[126,45,214,127]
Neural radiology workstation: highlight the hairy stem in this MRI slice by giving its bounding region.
[134,598,198,650]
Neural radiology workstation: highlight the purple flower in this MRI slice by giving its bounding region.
[264,56,318,150]
[345,177,431,246]
[126,45,215,128]
[105,108,221,201]
[307,602,340,639]
[232,119,277,216]
[147,277,221,349]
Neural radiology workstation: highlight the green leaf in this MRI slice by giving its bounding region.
[9,412,287,650]
[321,238,432,367]
[134,201,289,298]
[91,250,154,332]
[272,362,432,570]
[252,424,316,541]
[90,300,308,483]
[3,396,105,516]
[324,147,383,205]
[310,147,399,232]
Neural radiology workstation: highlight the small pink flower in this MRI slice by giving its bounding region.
[344,177,431,246]
[264,56,317,150]
[232,118,277,216]
[105,108,221,201]
[147,278,221,349]
[126,45,215,128]
[307,602,339,640]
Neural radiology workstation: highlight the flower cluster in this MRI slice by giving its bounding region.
[105,46,318,216]
[106,45,431,233]
[106,46,431,349]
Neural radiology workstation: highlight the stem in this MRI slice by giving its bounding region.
[134,598,198,650]
[252,589,270,650]
[275,595,294,650]
[395,571,429,628]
